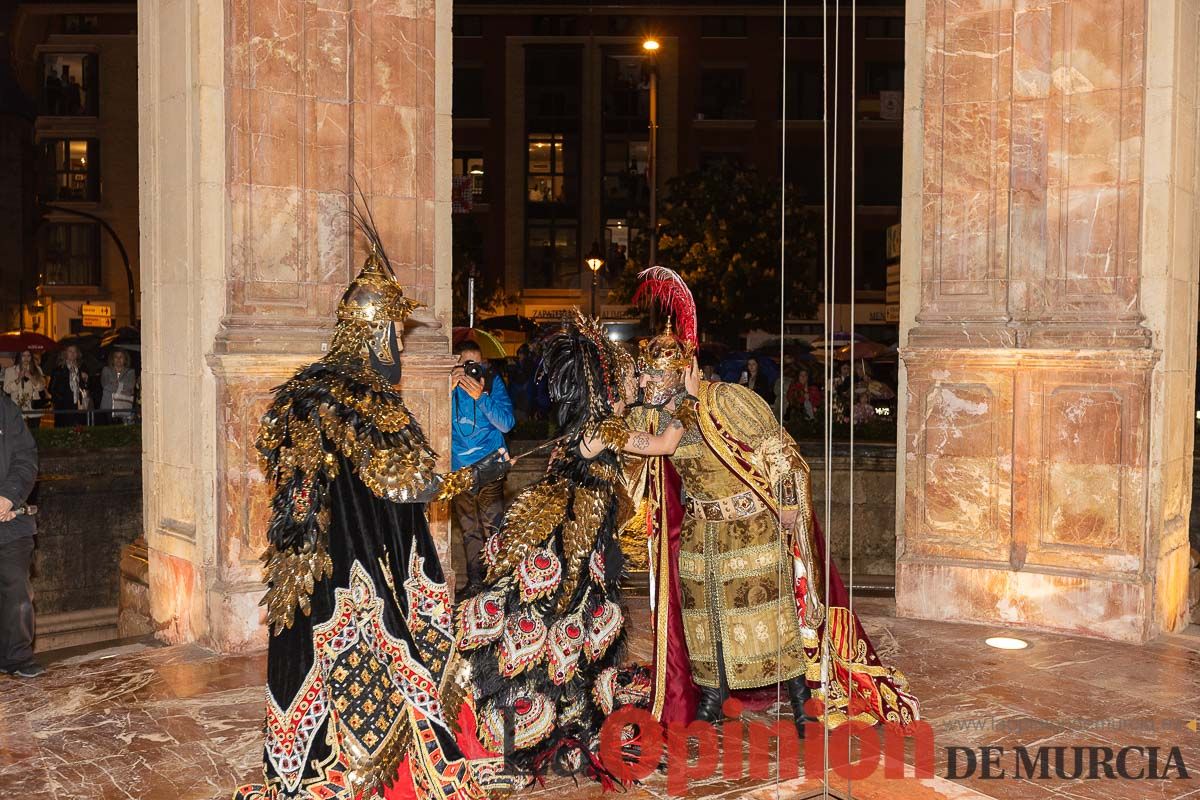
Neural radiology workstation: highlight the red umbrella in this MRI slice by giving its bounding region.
[0,331,57,354]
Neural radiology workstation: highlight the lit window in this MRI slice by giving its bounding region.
[40,139,100,202]
[453,153,486,200]
[527,133,571,205]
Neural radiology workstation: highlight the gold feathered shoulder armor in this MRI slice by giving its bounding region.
[255,358,440,631]
[698,380,811,511]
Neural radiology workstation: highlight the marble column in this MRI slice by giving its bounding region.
[137,0,456,651]
[897,0,1200,643]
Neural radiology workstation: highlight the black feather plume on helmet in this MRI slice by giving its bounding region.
[539,311,621,447]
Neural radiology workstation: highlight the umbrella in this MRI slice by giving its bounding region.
[812,332,875,360]
[57,331,103,351]
[751,338,813,356]
[0,331,57,354]
[453,327,507,360]
[100,326,141,351]
[476,315,545,337]
[753,341,815,364]
[810,331,869,350]
[717,353,780,385]
[832,341,894,361]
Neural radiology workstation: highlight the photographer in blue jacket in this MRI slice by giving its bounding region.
[451,339,514,598]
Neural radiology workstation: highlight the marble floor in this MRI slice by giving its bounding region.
[2,598,1198,800]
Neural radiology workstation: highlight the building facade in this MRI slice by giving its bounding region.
[452,1,904,340]
[10,3,139,338]
[28,0,1192,654]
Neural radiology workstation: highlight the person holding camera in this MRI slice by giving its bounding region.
[451,339,514,598]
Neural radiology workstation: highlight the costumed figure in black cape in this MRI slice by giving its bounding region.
[454,311,694,786]
[235,204,511,800]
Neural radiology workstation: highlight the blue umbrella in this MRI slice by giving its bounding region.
[717,353,780,385]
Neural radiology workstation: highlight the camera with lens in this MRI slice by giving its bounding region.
[461,360,486,382]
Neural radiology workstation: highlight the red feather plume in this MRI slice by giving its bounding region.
[632,267,697,345]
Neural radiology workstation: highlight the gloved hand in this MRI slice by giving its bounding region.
[469,448,511,494]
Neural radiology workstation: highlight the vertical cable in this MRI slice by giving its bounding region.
[776,1,788,797]
[822,0,841,797]
[846,0,858,797]
[347,0,357,270]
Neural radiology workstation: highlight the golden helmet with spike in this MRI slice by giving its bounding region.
[336,246,424,325]
[327,192,425,369]
[633,268,698,406]
[637,317,695,373]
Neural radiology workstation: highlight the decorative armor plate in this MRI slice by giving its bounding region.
[584,600,622,661]
[498,611,548,677]
[517,548,563,603]
[546,611,587,685]
[456,591,506,650]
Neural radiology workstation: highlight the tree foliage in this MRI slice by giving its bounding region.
[617,161,821,341]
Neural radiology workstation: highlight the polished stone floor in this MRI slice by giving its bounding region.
[2,598,1198,800]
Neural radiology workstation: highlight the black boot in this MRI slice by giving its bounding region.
[700,638,734,724]
[695,685,727,724]
[461,561,485,600]
[697,637,732,723]
[787,677,817,739]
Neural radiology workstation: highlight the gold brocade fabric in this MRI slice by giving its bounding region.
[671,430,807,689]
[630,383,920,729]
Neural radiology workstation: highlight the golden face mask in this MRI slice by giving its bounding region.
[637,329,694,406]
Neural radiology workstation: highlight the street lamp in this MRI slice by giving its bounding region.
[586,241,605,317]
[642,38,661,271]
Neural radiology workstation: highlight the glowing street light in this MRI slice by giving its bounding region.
[586,241,605,317]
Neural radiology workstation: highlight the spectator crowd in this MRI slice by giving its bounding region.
[2,346,139,428]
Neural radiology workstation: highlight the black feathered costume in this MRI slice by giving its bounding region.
[236,209,510,800]
[455,313,649,785]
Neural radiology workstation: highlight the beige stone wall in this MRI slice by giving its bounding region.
[897,0,1200,643]
[139,0,455,652]
[1142,0,1200,635]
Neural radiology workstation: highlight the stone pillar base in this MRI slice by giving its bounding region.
[118,537,153,639]
[1190,549,1200,625]
[898,348,1168,644]
[897,561,1151,643]
[35,607,120,653]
